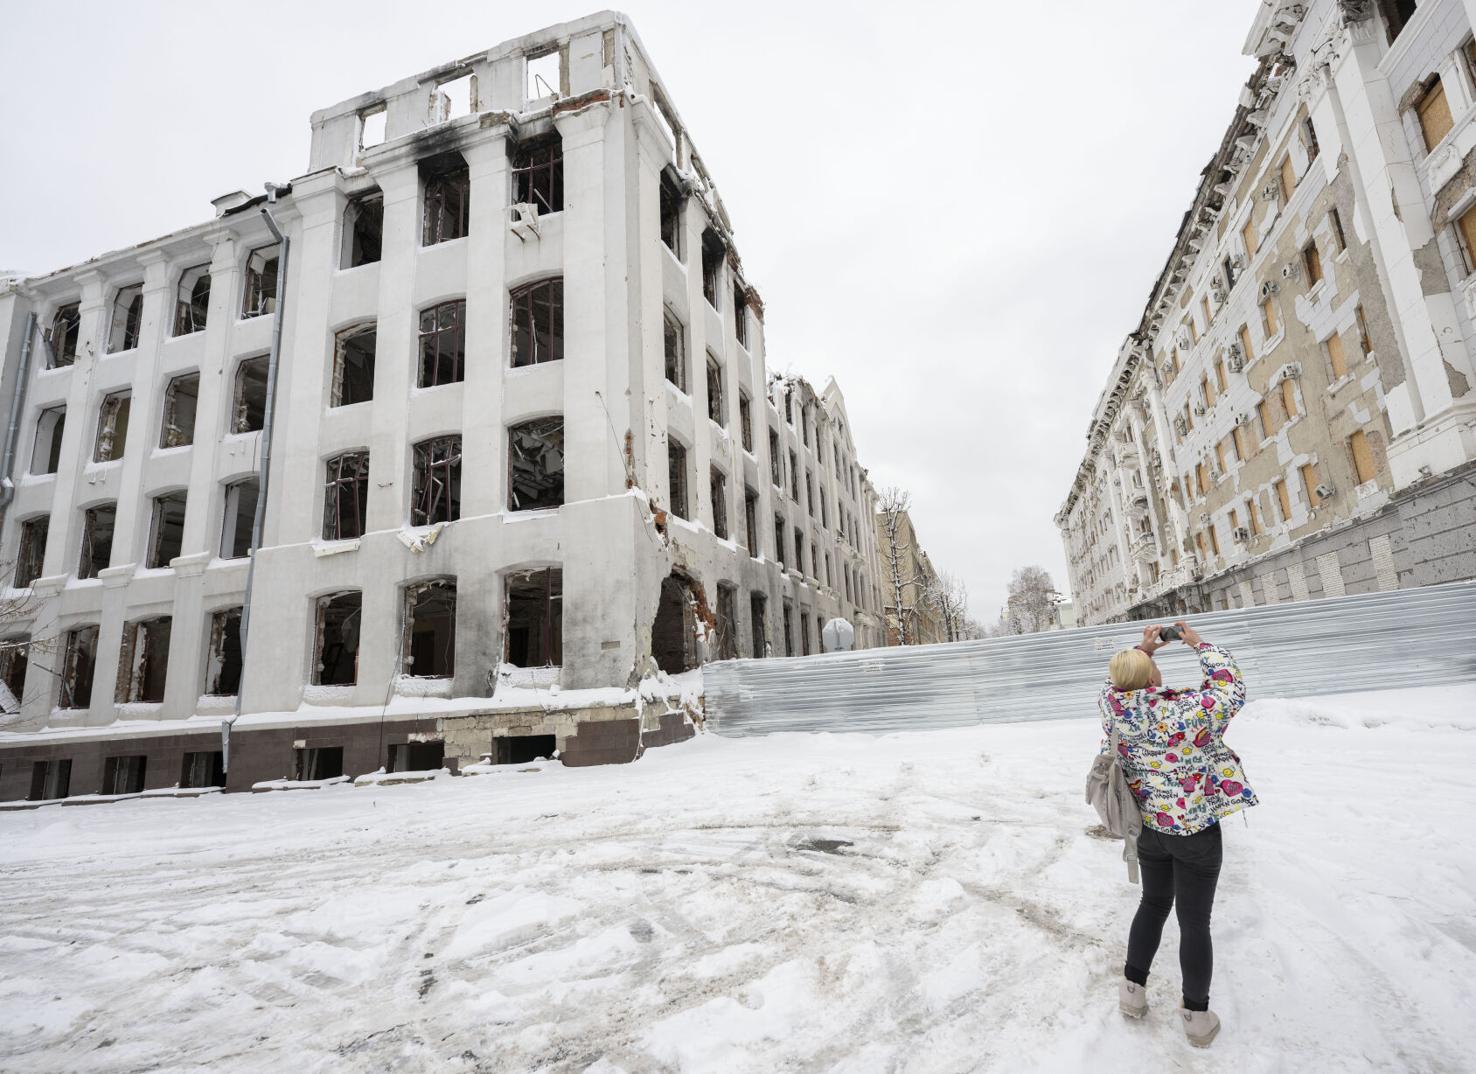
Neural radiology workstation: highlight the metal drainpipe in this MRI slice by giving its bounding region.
[223,186,291,781]
[0,312,39,528]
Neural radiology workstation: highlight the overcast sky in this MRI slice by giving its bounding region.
[0,1,1259,621]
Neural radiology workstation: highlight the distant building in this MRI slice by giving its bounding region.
[875,508,945,645]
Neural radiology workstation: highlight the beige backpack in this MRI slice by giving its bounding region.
[1085,721,1142,884]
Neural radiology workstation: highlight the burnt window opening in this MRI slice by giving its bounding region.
[232,356,269,433]
[14,517,48,588]
[160,373,199,448]
[714,583,739,661]
[342,191,383,268]
[510,135,564,215]
[148,491,187,568]
[782,600,795,656]
[418,300,466,387]
[107,284,144,353]
[505,568,562,667]
[0,636,29,711]
[652,573,701,673]
[710,468,729,539]
[421,153,470,246]
[404,579,456,678]
[663,310,687,391]
[508,418,564,511]
[789,450,799,500]
[174,265,211,336]
[412,436,462,525]
[332,324,376,406]
[769,429,782,485]
[668,440,690,518]
[294,746,344,782]
[1379,0,1419,42]
[359,106,387,150]
[242,246,279,318]
[31,406,66,475]
[774,514,786,568]
[510,279,563,368]
[733,284,749,348]
[29,759,71,801]
[79,503,116,579]
[60,625,98,709]
[750,592,768,657]
[701,231,724,309]
[324,451,370,541]
[1329,207,1348,253]
[706,353,725,426]
[181,751,224,789]
[94,392,131,462]
[221,479,258,559]
[205,607,243,696]
[389,740,445,772]
[432,71,475,123]
[739,392,753,452]
[493,735,554,764]
[784,388,793,423]
[46,303,81,367]
[116,617,171,704]
[744,487,759,558]
[314,591,362,685]
[102,755,147,795]
[660,170,684,257]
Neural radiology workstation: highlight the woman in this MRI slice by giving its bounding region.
[1101,620,1255,1048]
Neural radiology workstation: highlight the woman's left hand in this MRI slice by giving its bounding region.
[1139,625,1169,654]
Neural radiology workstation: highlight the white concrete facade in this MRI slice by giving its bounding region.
[0,12,887,739]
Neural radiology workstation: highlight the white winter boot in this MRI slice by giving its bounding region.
[1118,978,1147,1019]
[1178,1006,1220,1047]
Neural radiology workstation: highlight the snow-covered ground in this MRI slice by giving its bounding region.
[2,685,1473,1073]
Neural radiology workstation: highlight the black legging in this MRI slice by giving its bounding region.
[1124,823,1223,1011]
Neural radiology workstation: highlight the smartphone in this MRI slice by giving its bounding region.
[1159,625,1182,642]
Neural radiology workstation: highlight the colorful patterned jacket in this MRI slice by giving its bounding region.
[1098,642,1257,835]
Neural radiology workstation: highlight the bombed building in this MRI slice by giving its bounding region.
[0,12,888,800]
[1058,0,1476,626]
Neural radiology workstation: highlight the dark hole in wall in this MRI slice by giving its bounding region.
[180,751,224,788]
[294,746,344,781]
[508,418,564,510]
[421,152,470,245]
[80,503,116,578]
[222,480,258,559]
[149,492,187,568]
[13,517,47,587]
[233,357,269,433]
[344,191,383,268]
[48,304,81,366]
[388,740,444,772]
[102,755,147,795]
[411,437,462,525]
[94,393,131,462]
[160,373,199,448]
[659,168,684,256]
[315,592,362,685]
[405,581,456,678]
[174,265,211,336]
[29,758,71,801]
[206,608,243,696]
[0,637,28,711]
[496,734,556,764]
[505,568,562,667]
[60,625,98,709]
[652,574,700,674]
[333,325,376,406]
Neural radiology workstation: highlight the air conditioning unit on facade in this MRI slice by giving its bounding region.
[1261,182,1281,201]
[1230,252,1246,271]
[1260,280,1280,298]
[1315,483,1336,500]
[1228,350,1245,373]
[1281,261,1300,281]
[1194,403,1207,416]
[510,202,541,242]
[1272,361,1303,385]
[1177,330,1193,351]
[1174,416,1188,436]
[1235,412,1252,426]
[1232,526,1250,542]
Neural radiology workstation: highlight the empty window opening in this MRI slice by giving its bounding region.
[701,231,724,309]
[711,467,729,539]
[221,479,258,559]
[205,607,243,696]
[148,491,187,568]
[94,392,131,462]
[314,591,362,685]
[774,514,786,568]
[1303,241,1323,287]
[508,418,564,511]
[744,487,759,558]
[14,517,48,588]
[660,170,684,256]
[511,136,564,215]
[79,503,116,579]
[359,106,387,150]
[421,153,470,245]
[242,246,279,318]
[0,636,29,711]
[715,583,739,660]
[526,49,563,100]
[769,429,782,485]
[160,373,199,448]
[706,353,725,426]
[332,324,376,406]
[174,265,211,336]
[505,568,562,667]
[494,735,554,764]
[794,528,804,573]
[107,284,144,353]
[801,613,812,656]
[60,625,98,709]
[668,440,690,518]
[294,746,344,782]
[342,191,383,268]
[46,303,81,367]
[418,300,466,386]
[181,751,224,789]
[750,592,768,657]
[1380,0,1419,42]
[30,406,66,475]
[734,284,749,348]
[789,451,799,500]
[510,279,563,367]
[412,436,462,525]
[324,451,370,541]
[102,755,147,795]
[389,740,445,772]
[1329,208,1348,253]
[432,72,475,124]
[739,392,753,451]
[663,310,687,390]
[782,600,795,656]
[232,356,268,433]
[28,759,71,801]
[1299,115,1320,162]
[404,579,456,678]
[116,617,171,703]
[652,573,702,674]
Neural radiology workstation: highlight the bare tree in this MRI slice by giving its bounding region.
[1004,565,1059,635]
[931,572,970,643]
[0,569,47,722]
[876,486,925,645]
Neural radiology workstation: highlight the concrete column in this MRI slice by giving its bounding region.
[459,135,511,520]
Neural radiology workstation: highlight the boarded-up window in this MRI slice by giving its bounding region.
[160,373,199,448]
[1216,438,1231,472]
[1281,377,1299,420]
[710,468,728,539]
[1201,296,1212,330]
[324,451,370,540]
[60,625,98,709]
[1300,115,1320,162]
[412,436,462,525]
[1202,373,1215,407]
[332,324,376,406]
[403,579,456,678]
[242,246,279,318]
[1416,77,1453,152]
[1233,424,1251,462]
[1215,355,1228,394]
[232,357,268,433]
[663,310,686,390]
[1258,398,1277,439]
[1279,155,1297,201]
[148,492,187,568]
[116,617,171,703]
[47,303,81,367]
[107,284,144,353]
[668,440,689,518]
[314,592,361,685]
[1327,332,1349,379]
[174,265,211,336]
[1350,429,1378,484]
[421,153,470,245]
[418,301,465,387]
[1456,203,1476,274]
[94,392,131,462]
[510,135,563,214]
[505,568,561,667]
[30,406,65,475]
[205,607,243,696]
[1355,305,1373,356]
[79,503,116,578]
[13,517,47,587]
[1239,324,1254,364]
[1262,296,1278,337]
[221,479,258,559]
[1274,478,1292,522]
[509,279,563,368]
[342,191,383,268]
[1300,462,1323,507]
[508,418,564,511]
[1242,218,1259,259]
[1303,241,1323,286]
[1208,525,1220,556]
[1248,497,1263,535]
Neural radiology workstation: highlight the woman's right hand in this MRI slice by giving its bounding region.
[1174,621,1203,647]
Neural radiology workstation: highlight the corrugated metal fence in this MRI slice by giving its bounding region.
[703,581,1476,736]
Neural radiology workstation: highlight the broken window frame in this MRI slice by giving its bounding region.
[13,516,47,588]
[744,487,759,559]
[789,450,799,501]
[418,300,466,387]
[323,451,370,541]
[202,606,243,697]
[710,467,729,539]
[774,514,786,569]
[663,309,687,391]
[715,583,739,660]
[220,478,259,559]
[342,191,384,269]
[107,283,144,354]
[78,502,116,579]
[0,634,28,711]
[30,406,65,475]
[402,578,457,678]
[159,372,200,448]
[509,279,563,368]
[668,439,690,519]
[510,135,564,215]
[749,591,768,658]
[706,352,725,426]
[313,591,362,686]
[46,303,81,367]
[659,169,684,257]
[421,154,470,246]
[93,391,131,463]
[331,323,376,407]
[59,624,99,709]
[733,284,749,348]
[769,428,782,486]
[231,356,269,433]
[504,567,562,668]
[242,246,279,319]
[147,491,188,569]
[507,417,565,512]
[739,392,753,452]
[173,265,211,336]
[115,616,171,704]
[411,436,463,526]
[701,231,724,310]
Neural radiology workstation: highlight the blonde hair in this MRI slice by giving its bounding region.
[1108,648,1153,691]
